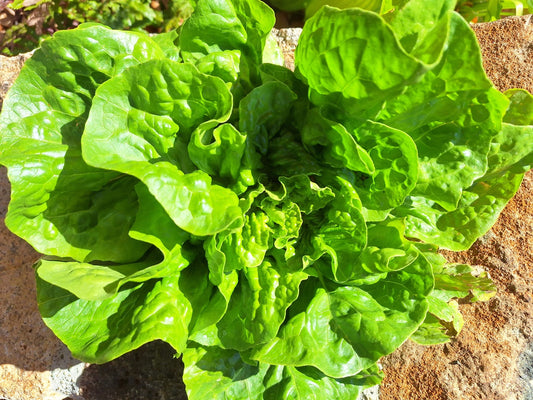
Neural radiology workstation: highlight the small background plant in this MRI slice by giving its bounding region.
[0,0,195,55]
[2,0,532,56]
[266,0,533,21]
[455,0,532,22]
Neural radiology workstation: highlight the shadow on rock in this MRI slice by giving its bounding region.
[77,341,187,400]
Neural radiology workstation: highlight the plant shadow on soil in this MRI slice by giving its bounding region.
[76,341,188,400]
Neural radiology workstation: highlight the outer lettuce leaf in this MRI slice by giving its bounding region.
[82,59,243,236]
[179,0,274,66]
[261,364,382,400]
[152,30,181,61]
[37,275,193,363]
[300,0,411,18]
[295,6,421,99]
[411,249,496,345]
[433,263,496,303]
[35,250,160,301]
[395,90,532,250]
[396,171,524,250]
[128,183,191,271]
[386,0,455,57]
[305,0,383,17]
[487,89,533,177]
[178,0,275,103]
[183,343,382,400]
[379,14,509,211]
[378,13,497,130]
[503,89,533,125]
[114,182,193,288]
[250,252,431,378]
[410,313,458,345]
[183,345,269,400]
[0,24,165,262]
[37,245,224,364]
[295,6,446,117]
[187,268,239,346]
[34,183,203,356]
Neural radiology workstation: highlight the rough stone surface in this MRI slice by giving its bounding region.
[0,16,532,400]
[473,14,533,94]
[0,53,31,110]
[272,27,302,71]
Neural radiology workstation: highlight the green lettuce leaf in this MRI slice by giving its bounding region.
[82,59,243,236]
[179,0,274,66]
[295,6,446,117]
[305,185,367,283]
[0,24,166,262]
[411,249,495,345]
[379,14,509,211]
[302,108,375,175]
[183,343,381,400]
[386,0,455,58]
[250,252,432,378]
[215,257,307,350]
[239,81,298,154]
[35,250,160,301]
[395,90,532,250]
[37,275,193,363]
[350,121,418,220]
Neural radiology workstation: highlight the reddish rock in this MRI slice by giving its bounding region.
[473,14,533,94]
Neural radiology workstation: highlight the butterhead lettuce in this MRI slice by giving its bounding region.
[0,0,531,398]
